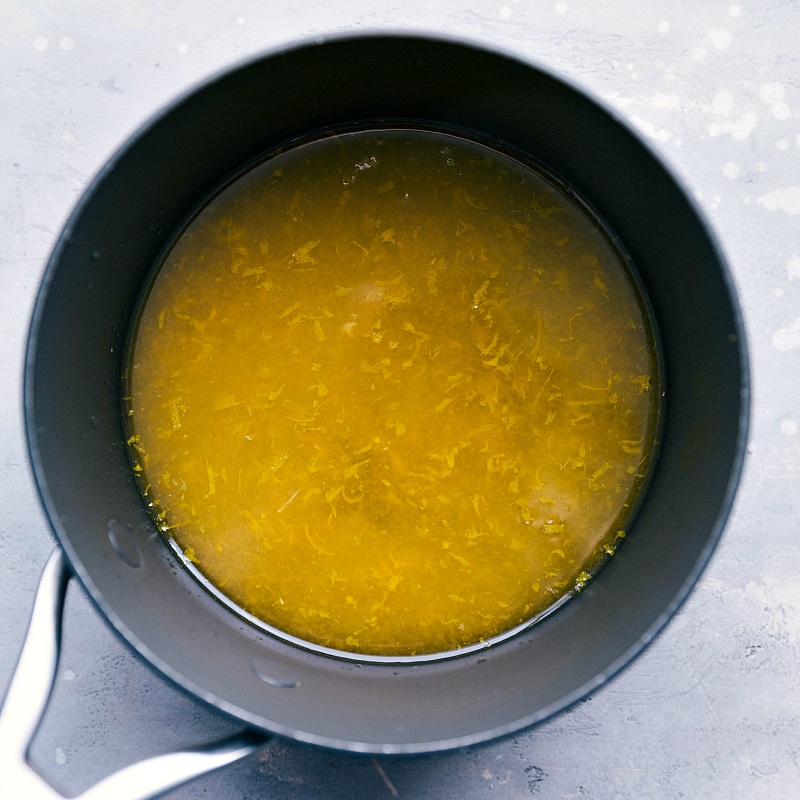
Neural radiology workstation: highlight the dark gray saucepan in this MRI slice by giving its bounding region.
[8,31,748,796]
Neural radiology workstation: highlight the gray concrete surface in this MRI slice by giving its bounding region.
[1,1,798,798]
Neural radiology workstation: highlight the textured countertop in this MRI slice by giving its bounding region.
[1,1,798,798]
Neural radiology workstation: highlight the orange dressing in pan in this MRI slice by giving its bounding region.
[126,130,658,656]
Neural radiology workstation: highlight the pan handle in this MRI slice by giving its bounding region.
[0,549,268,800]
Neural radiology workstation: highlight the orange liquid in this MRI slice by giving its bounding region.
[127,130,658,656]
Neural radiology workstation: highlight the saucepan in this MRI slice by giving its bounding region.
[0,34,748,799]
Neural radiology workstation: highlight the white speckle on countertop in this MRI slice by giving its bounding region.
[757,186,800,215]
[630,116,670,142]
[722,161,740,179]
[657,20,670,34]
[760,82,792,120]
[499,4,512,19]
[787,254,800,281]
[709,112,758,140]
[729,4,742,18]
[759,82,786,105]
[711,88,736,116]
[745,579,800,645]
[708,29,733,50]
[178,42,189,54]
[59,36,74,51]
[773,315,800,352]
[692,29,733,61]
[235,16,245,26]
[780,419,798,437]
[771,103,791,121]
[649,92,681,110]
[554,1,568,15]
[32,35,48,51]
[777,138,789,151]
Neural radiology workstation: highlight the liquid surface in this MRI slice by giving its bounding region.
[127,130,658,657]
